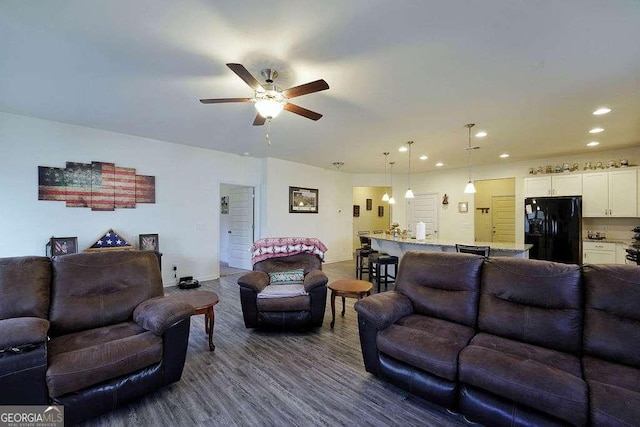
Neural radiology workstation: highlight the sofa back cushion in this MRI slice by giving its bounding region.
[254,253,322,274]
[478,257,582,354]
[395,251,483,327]
[583,264,640,367]
[0,256,51,320]
[49,250,163,336]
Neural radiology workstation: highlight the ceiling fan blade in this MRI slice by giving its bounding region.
[199,98,253,104]
[253,114,266,126]
[282,79,329,99]
[284,103,323,121]
[226,63,264,92]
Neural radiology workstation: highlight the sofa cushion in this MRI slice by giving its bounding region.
[0,317,49,349]
[459,333,587,425]
[583,264,640,367]
[0,256,51,320]
[49,251,163,336]
[256,293,310,312]
[394,251,483,327]
[583,356,640,426]
[478,257,583,354]
[46,321,162,398]
[377,314,475,381]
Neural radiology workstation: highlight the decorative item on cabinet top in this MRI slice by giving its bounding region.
[528,159,632,174]
[38,161,155,210]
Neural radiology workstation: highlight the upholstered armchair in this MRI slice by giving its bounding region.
[238,252,328,329]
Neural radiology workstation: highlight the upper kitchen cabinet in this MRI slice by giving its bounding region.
[523,174,582,198]
[583,169,637,217]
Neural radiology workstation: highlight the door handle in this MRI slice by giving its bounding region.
[228,230,232,234]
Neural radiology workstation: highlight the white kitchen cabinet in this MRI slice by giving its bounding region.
[583,241,616,264]
[523,174,582,197]
[582,170,637,217]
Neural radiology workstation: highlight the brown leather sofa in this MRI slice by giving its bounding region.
[0,251,193,425]
[354,251,640,426]
[237,253,328,329]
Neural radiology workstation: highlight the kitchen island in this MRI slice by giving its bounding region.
[366,234,532,260]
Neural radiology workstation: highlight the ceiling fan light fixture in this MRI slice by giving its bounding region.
[255,98,284,119]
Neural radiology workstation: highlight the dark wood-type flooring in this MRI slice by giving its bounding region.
[81,259,467,427]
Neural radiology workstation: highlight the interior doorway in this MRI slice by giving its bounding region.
[473,178,515,243]
[220,183,255,271]
[407,193,439,238]
[491,196,516,242]
[352,187,390,252]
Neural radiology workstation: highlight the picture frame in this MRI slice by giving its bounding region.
[289,186,319,214]
[366,198,373,210]
[139,234,159,251]
[458,202,469,213]
[378,206,384,217]
[353,205,360,217]
[50,237,78,257]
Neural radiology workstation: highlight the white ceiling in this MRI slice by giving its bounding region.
[1,0,639,174]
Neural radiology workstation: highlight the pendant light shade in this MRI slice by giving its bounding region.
[464,123,477,194]
[388,161,396,204]
[405,141,415,199]
[382,152,390,201]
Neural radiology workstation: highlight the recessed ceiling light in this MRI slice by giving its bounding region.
[419,155,428,160]
[589,127,604,134]
[435,162,444,167]
[499,153,510,158]
[593,108,611,115]
[243,152,251,156]
[398,147,408,152]
[587,141,600,147]
[475,131,488,138]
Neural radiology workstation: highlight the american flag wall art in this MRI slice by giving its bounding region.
[38,161,155,211]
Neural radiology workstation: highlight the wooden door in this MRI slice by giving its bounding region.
[491,196,515,242]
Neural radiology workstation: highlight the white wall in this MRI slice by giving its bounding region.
[261,157,353,263]
[0,112,262,285]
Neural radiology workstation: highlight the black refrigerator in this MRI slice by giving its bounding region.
[524,197,582,264]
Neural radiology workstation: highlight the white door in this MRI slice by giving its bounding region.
[407,193,439,237]
[228,186,254,270]
[491,196,515,242]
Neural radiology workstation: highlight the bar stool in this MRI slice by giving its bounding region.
[369,253,398,292]
[355,247,378,280]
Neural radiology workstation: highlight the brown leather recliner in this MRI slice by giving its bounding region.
[237,253,328,329]
[0,251,194,425]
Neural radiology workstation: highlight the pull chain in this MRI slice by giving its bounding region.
[265,119,271,146]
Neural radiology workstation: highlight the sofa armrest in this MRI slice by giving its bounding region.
[133,296,194,336]
[237,271,270,293]
[0,317,49,349]
[354,291,413,330]
[303,270,328,292]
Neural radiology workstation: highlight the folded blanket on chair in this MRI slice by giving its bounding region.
[251,237,328,264]
[257,284,308,299]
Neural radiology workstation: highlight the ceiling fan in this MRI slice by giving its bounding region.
[200,63,329,126]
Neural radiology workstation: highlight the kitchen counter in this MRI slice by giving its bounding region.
[366,234,533,260]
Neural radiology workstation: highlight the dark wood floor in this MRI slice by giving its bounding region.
[81,259,467,427]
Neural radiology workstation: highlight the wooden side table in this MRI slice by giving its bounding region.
[170,290,219,351]
[328,279,372,329]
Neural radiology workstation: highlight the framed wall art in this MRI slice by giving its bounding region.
[221,196,229,214]
[289,186,319,213]
[49,237,78,257]
[378,206,384,217]
[353,205,360,217]
[458,202,469,213]
[139,234,159,251]
[366,198,373,210]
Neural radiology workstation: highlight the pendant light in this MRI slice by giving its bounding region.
[382,152,390,201]
[464,123,477,194]
[388,162,396,204]
[404,141,415,198]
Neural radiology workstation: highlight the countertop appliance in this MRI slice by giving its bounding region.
[624,226,640,265]
[525,197,582,264]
